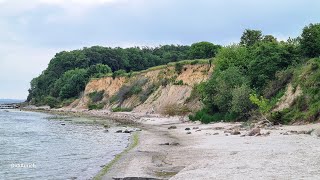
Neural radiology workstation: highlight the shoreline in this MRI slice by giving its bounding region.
[94,132,140,180]
[23,108,320,179]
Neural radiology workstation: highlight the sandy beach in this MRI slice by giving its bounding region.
[100,114,320,180]
[24,108,320,179]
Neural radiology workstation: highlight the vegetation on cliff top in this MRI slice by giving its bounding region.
[190,23,320,124]
[28,42,220,106]
[28,23,320,124]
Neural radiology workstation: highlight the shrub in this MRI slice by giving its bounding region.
[112,107,132,112]
[111,78,148,104]
[175,63,183,74]
[88,90,105,103]
[139,83,159,102]
[263,68,293,98]
[190,60,199,65]
[61,98,76,107]
[88,103,105,110]
[112,69,126,79]
[44,96,59,108]
[173,80,184,85]
[162,103,190,116]
[189,109,238,124]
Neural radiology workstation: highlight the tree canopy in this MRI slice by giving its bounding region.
[300,23,320,58]
[28,43,218,104]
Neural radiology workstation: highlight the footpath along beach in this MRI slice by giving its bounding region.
[28,108,320,180]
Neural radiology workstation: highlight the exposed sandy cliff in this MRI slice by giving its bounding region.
[68,63,213,114]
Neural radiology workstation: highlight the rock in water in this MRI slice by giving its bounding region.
[247,128,260,136]
[185,128,191,131]
[115,130,123,133]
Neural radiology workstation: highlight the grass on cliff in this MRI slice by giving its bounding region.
[95,58,211,79]
[271,58,320,123]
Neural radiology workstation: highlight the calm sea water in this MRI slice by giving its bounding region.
[0,110,130,180]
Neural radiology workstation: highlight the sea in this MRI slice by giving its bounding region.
[0,109,130,180]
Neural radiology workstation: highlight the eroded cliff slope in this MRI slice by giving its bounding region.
[68,61,213,114]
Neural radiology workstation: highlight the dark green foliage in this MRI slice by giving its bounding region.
[280,58,320,122]
[44,96,59,108]
[57,68,88,99]
[162,104,190,116]
[111,78,148,105]
[215,45,250,72]
[112,107,133,112]
[160,78,170,87]
[87,64,112,78]
[189,108,238,124]
[28,44,200,104]
[240,29,263,47]
[262,35,277,43]
[139,83,159,103]
[88,90,105,103]
[191,25,316,124]
[88,103,105,110]
[186,83,206,103]
[248,41,296,90]
[300,23,320,58]
[175,63,183,74]
[61,98,76,107]
[112,69,126,79]
[263,68,293,98]
[173,80,184,85]
[203,67,251,114]
[190,60,199,65]
[189,42,221,59]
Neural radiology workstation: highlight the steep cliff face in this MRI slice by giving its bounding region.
[68,62,213,114]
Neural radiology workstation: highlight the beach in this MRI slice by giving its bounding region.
[26,108,320,179]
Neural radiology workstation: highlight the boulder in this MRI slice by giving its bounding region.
[171,142,180,146]
[247,128,261,136]
[185,128,191,131]
[313,128,320,137]
[230,130,241,135]
[115,130,123,133]
[186,132,191,134]
[168,126,177,129]
[123,129,131,133]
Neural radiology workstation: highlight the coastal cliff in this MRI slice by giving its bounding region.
[66,61,213,115]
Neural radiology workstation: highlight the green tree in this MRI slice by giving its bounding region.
[240,29,263,47]
[300,23,320,58]
[248,41,293,89]
[215,45,251,72]
[189,42,221,59]
[58,68,88,99]
[231,84,253,115]
[87,64,112,78]
[262,35,277,43]
[204,67,249,113]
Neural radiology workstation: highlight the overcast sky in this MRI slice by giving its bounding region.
[0,0,319,99]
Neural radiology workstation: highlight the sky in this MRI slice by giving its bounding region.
[0,0,319,99]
